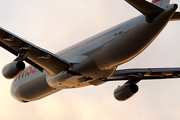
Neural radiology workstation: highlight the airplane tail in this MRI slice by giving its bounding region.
[126,0,180,21]
[152,0,170,8]
[152,0,180,21]
[125,0,164,20]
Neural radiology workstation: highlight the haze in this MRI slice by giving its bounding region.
[0,0,180,119]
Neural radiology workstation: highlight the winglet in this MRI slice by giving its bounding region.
[125,0,164,17]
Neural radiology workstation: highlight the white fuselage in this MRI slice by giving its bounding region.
[11,5,176,102]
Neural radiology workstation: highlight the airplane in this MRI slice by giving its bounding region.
[0,0,180,103]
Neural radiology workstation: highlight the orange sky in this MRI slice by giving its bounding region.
[0,0,180,120]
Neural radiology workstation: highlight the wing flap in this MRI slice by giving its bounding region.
[0,27,71,75]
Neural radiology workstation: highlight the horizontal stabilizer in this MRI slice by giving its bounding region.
[170,12,180,21]
[125,0,164,17]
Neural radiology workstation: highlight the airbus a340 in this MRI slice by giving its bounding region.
[1,0,180,102]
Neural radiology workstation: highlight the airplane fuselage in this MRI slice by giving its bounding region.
[11,4,177,102]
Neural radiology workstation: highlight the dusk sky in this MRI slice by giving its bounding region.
[0,0,180,119]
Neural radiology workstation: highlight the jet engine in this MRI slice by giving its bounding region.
[114,83,138,101]
[2,61,25,79]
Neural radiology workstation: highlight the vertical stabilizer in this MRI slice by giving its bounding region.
[152,0,170,8]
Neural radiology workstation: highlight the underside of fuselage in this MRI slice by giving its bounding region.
[10,3,178,102]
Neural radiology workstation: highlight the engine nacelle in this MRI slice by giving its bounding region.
[2,61,25,79]
[114,83,138,101]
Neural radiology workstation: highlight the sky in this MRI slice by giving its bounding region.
[0,0,180,120]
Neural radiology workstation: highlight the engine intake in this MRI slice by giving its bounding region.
[114,83,138,101]
[2,61,25,79]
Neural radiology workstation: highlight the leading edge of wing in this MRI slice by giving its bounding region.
[0,27,71,75]
[107,68,180,81]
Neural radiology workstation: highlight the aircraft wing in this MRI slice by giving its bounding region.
[0,27,71,75]
[107,68,180,82]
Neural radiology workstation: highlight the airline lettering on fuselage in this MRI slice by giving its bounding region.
[14,66,37,82]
